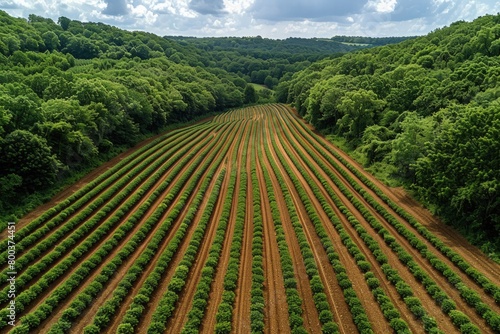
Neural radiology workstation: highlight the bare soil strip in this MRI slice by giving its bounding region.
[256,147,290,333]
[266,107,391,333]
[273,107,447,332]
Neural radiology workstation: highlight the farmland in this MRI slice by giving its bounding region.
[1,103,499,333]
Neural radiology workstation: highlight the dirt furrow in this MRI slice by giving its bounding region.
[265,106,393,333]
[261,110,322,333]
[255,148,290,334]
[287,105,500,289]
[162,125,245,334]
[0,125,214,298]
[264,109,358,334]
[66,125,231,333]
[232,119,260,334]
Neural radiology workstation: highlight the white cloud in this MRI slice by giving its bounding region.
[0,0,499,38]
[223,0,254,14]
[366,0,398,13]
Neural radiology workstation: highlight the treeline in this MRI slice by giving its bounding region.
[167,36,368,89]
[0,11,246,217]
[330,36,414,46]
[279,14,500,255]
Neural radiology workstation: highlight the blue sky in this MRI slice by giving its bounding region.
[0,0,499,38]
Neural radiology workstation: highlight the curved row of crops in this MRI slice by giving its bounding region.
[1,104,498,334]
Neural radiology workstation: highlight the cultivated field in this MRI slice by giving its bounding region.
[1,104,499,334]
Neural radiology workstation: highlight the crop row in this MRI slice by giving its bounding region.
[273,111,445,333]
[181,120,250,333]
[263,111,379,334]
[213,122,253,333]
[60,122,238,334]
[81,120,241,334]
[0,124,215,297]
[0,124,207,254]
[248,161,266,333]
[260,113,340,333]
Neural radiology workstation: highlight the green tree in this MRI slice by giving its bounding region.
[0,130,61,190]
[42,31,61,51]
[58,16,71,31]
[337,89,385,143]
[414,105,500,235]
[390,112,434,180]
[244,85,258,104]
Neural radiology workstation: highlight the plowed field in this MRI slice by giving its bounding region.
[1,104,499,334]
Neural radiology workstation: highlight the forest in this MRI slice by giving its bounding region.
[278,14,500,255]
[0,10,379,221]
[0,9,499,257]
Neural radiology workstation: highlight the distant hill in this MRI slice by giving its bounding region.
[166,35,411,88]
[330,35,415,46]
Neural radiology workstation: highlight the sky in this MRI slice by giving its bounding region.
[0,0,499,39]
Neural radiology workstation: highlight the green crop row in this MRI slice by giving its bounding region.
[248,138,266,334]
[3,123,227,333]
[182,121,249,333]
[264,111,375,334]
[0,124,213,295]
[146,121,247,334]
[0,123,208,254]
[261,116,340,333]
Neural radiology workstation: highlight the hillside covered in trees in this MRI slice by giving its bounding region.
[0,10,387,220]
[0,11,247,218]
[279,14,500,255]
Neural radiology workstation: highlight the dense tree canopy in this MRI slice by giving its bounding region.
[0,10,246,213]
